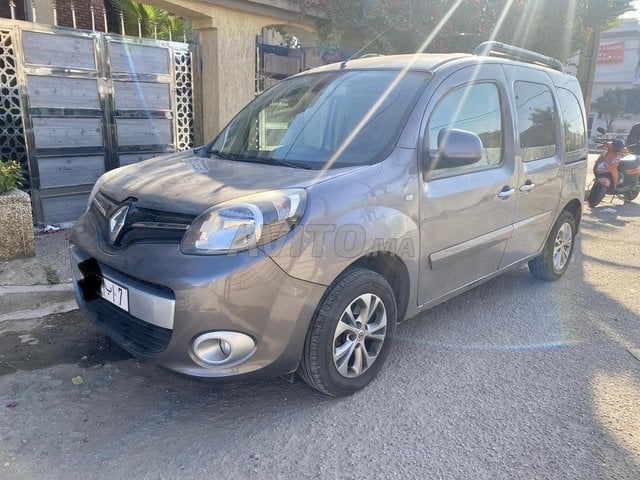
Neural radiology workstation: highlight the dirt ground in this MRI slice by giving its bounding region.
[1,183,639,479]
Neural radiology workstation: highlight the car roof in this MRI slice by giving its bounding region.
[307,53,470,73]
[303,52,569,77]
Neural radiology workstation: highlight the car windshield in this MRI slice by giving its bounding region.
[209,70,430,169]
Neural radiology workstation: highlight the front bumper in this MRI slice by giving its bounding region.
[70,213,326,380]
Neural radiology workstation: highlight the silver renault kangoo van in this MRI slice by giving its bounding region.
[70,42,588,396]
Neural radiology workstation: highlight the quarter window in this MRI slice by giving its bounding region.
[426,82,503,176]
[514,81,558,161]
[557,87,586,153]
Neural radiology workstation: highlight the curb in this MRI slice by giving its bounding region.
[0,299,78,323]
[0,283,73,294]
[0,283,77,323]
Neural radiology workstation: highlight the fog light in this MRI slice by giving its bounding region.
[191,331,256,367]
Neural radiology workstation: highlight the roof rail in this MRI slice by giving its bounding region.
[474,41,564,73]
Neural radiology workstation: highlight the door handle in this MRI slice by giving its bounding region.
[519,182,535,192]
[497,187,516,199]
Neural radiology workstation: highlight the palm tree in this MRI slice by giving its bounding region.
[107,0,192,41]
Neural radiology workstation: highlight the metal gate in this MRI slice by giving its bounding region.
[255,40,303,95]
[0,18,196,224]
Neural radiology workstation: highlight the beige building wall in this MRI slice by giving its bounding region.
[145,0,318,141]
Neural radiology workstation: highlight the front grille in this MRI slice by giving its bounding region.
[91,191,195,250]
[82,296,172,356]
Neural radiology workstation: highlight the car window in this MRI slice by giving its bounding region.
[211,71,430,169]
[556,87,586,153]
[514,81,558,161]
[426,82,503,177]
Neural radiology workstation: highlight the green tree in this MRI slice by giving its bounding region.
[297,0,632,61]
[593,88,628,131]
[624,86,640,115]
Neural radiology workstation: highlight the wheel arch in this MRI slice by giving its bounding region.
[562,198,582,230]
[346,252,411,323]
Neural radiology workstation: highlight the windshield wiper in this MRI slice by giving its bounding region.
[227,154,313,170]
[209,150,312,169]
[259,157,313,170]
[208,149,236,161]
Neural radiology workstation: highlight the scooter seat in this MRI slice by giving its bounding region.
[618,155,640,171]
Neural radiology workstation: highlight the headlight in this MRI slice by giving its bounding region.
[181,189,306,255]
[595,160,608,172]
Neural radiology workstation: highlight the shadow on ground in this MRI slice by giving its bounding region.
[0,311,132,376]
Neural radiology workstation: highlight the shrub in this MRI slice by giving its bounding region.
[0,160,23,194]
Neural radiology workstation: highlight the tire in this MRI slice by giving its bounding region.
[299,268,397,397]
[588,181,607,207]
[624,182,640,202]
[528,210,576,281]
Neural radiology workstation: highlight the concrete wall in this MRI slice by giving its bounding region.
[146,0,318,140]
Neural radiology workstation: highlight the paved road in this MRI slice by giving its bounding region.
[1,178,640,479]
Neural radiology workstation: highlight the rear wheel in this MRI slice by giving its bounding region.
[528,210,576,281]
[588,182,607,207]
[624,182,640,202]
[299,268,397,397]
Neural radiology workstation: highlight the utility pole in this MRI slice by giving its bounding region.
[576,24,602,117]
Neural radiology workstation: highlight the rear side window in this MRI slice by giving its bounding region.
[514,81,558,161]
[557,87,586,153]
[426,82,503,176]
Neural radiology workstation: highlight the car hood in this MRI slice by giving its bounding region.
[99,150,359,214]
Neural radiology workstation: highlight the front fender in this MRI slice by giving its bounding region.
[262,149,421,290]
[264,205,420,285]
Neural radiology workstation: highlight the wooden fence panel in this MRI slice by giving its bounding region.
[22,31,95,69]
[116,118,173,146]
[109,42,169,75]
[27,76,100,109]
[32,117,103,149]
[0,18,196,224]
[113,81,171,111]
[37,155,105,188]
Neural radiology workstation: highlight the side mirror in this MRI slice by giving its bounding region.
[597,127,606,135]
[427,128,483,169]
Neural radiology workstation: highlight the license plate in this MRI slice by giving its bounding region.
[100,276,129,312]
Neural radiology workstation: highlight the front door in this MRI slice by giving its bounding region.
[418,65,517,306]
[500,67,563,266]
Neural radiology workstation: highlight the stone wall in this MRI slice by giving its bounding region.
[0,189,35,261]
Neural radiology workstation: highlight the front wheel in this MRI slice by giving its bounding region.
[528,210,576,281]
[624,182,640,202]
[588,181,607,207]
[299,268,397,397]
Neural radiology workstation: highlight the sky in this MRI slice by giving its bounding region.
[626,0,640,18]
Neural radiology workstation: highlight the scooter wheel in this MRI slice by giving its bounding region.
[588,182,607,207]
[624,184,639,202]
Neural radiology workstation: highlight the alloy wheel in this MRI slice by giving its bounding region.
[553,222,572,271]
[332,293,387,378]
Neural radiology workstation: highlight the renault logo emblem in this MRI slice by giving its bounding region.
[108,205,129,243]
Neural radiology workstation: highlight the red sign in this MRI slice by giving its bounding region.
[598,41,625,64]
